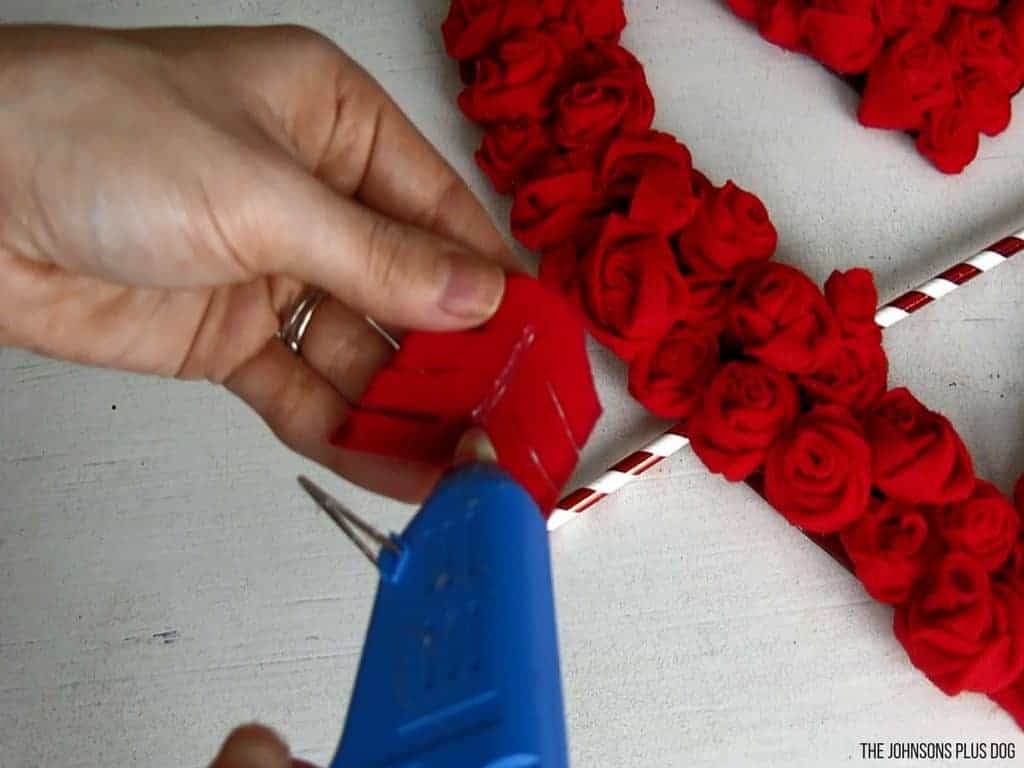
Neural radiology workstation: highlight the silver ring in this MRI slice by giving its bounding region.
[278,288,325,355]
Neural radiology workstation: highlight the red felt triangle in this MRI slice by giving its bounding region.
[331,273,602,513]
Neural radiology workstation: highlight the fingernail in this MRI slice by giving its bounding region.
[213,725,291,768]
[440,258,505,320]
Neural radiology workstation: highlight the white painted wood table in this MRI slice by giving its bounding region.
[3,2,1024,766]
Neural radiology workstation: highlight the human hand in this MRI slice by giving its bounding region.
[209,725,317,768]
[0,24,514,501]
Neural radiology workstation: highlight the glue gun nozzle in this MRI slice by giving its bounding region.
[297,475,400,569]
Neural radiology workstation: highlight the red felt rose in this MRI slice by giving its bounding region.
[559,0,627,43]
[960,72,1013,137]
[510,167,608,251]
[943,12,1022,95]
[801,0,884,74]
[799,336,888,414]
[600,131,703,235]
[627,325,720,420]
[916,104,980,175]
[459,30,565,124]
[689,361,802,481]
[727,0,760,21]
[840,497,935,604]
[858,35,956,131]
[553,44,655,150]
[576,214,687,359]
[442,0,561,61]
[727,262,841,375]
[476,119,553,193]
[1006,0,1024,62]
[895,552,1024,695]
[764,405,872,533]
[677,181,778,276]
[824,268,882,342]
[677,273,733,332]
[864,387,975,505]
[758,0,808,51]
[936,481,1020,573]
[950,0,999,12]
[876,0,950,39]
[538,242,581,296]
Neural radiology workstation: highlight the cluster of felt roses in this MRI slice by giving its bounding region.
[726,0,1024,173]
[443,0,1024,724]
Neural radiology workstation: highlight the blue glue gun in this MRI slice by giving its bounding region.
[298,463,569,768]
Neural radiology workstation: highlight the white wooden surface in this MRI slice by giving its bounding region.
[3,2,1024,766]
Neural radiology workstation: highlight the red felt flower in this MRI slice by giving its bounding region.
[553,44,655,150]
[943,12,1022,95]
[510,167,608,251]
[627,325,720,420]
[559,0,627,42]
[601,131,703,235]
[1005,0,1024,64]
[895,552,1024,695]
[476,119,553,194]
[459,30,566,124]
[801,0,884,74]
[758,0,808,51]
[764,405,872,533]
[876,0,950,39]
[727,262,841,375]
[858,34,956,131]
[677,273,733,333]
[538,242,582,296]
[677,181,778,276]
[840,497,936,604]
[689,361,802,482]
[949,0,1000,12]
[936,481,1020,573]
[959,72,1013,137]
[576,214,686,359]
[442,0,562,61]
[333,273,601,512]
[824,268,881,342]
[727,0,760,21]
[799,336,888,414]
[864,387,975,505]
[916,104,980,175]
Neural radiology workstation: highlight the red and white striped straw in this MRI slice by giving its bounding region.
[546,229,1024,532]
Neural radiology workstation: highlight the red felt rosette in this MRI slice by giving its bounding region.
[801,0,884,74]
[915,104,981,175]
[840,496,936,604]
[627,324,720,420]
[895,552,1024,695]
[865,387,975,505]
[943,10,1023,96]
[858,34,957,131]
[799,336,888,414]
[575,214,686,359]
[559,0,628,42]
[510,166,608,251]
[689,361,802,482]
[824,268,882,343]
[600,130,704,235]
[676,181,778,276]
[876,0,950,39]
[459,29,566,124]
[476,119,553,193]
[936,480,1020,572]
[757,0,808,51]
[442,0,562,61]
[764,404,873,533]
[553,43,655,151]
[727,261,841,375]
[959,71,1013,137]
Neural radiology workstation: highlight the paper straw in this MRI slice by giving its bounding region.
[547,229,1024,532]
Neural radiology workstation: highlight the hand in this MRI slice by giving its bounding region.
[209,725,316,768]
[0,24,515,501]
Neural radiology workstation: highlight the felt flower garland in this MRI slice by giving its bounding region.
[442,0,1024,727]
[725,0,1024,173]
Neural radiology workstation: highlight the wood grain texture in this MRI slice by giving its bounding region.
[2,1,1024,766]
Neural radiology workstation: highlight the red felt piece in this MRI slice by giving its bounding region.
[332,273,601,514]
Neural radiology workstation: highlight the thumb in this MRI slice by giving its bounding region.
[210,724,314,768]
[246,162,507,332]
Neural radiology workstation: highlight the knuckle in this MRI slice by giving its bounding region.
[364,217,409,294]
[264,24,340,63]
